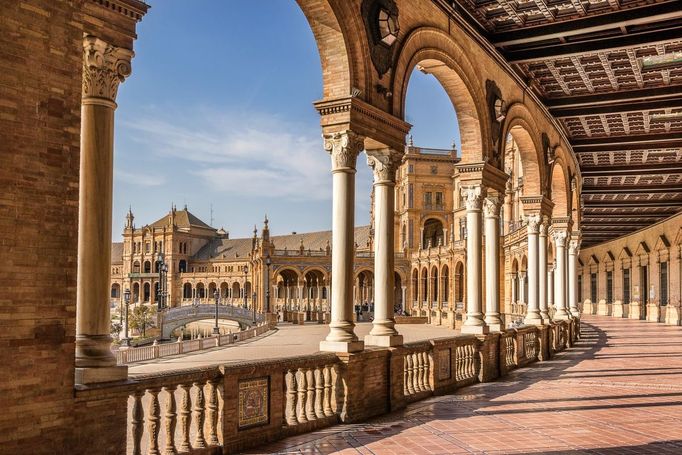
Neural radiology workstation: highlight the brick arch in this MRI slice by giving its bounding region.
[391,27,488,163]
[550,158,570,218]
[295,0,368,99]
[502,105,545,196]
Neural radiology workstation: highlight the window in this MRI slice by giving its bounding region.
[424,191,432,209]
[606,271,613,303]
[408,184,414,209]
[590,273,597,302]
[578,274,582,302]
[435,192,443,209]
[145,242,150,253]
[660,261,668,306]
[623,268,630,304]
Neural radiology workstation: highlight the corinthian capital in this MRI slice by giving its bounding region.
[553,230,567,247]
[568,239,580,255]
[461,185,484,211]
[482,197,500,218]
[539,216,550,236]
[82,36,133,103]
[324,130,365,171]
[366,149,402,183]
[526,214,541,234]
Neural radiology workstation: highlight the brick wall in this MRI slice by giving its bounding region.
[0,1,82,453]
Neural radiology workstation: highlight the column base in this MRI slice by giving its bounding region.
[319,340,364,353]
[524,311,544,326]
[364,334,403,347]
[461,325,489,335]
[486,323,503,332]
[75,365,128,385]
[553,311,570,321]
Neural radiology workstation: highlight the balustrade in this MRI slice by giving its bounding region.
[284,363,337,427]
[402,346,432,398]
[455,341,478,383]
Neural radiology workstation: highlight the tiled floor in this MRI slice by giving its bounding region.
[248,316,682,454]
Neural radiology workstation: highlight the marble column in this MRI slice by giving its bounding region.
[519,272,526,304]
[510,273,517,306]
[547,265,555,313]
[76,36,132,384]
[461,185,488,334]
[365,149,403,347]
[484,197,502,331]
[568,238,580,317]
[525,215,543,325]
[503,180,513,235]
[539,217,550,322]
[553,230,569,319]
[320,131,365,353]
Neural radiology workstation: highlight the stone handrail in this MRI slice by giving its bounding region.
[75,319,579,454]
[115,323,270,365]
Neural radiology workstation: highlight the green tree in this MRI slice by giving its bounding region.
[129,305,157,338]
[110,321,122,341]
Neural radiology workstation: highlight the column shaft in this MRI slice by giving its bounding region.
[484,197,502,331]
[525,215,543,325]
[539,218,549,322]
[568,238,580,316]
[553,230,569,319]
[320,131,364,353]
[461,186,488,334]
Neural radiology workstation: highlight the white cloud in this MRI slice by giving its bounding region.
[115,169,166,187]
[119,108,332,201]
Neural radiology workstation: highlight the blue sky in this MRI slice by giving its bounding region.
[113,0,459,239]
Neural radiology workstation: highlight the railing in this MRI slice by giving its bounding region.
[162,304,262,325]
[75,319,579,454]
[115,323,270,365]
[273,249,329,257]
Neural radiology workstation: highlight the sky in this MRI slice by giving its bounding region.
[113,0,460,240]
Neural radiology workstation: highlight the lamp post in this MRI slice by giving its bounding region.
[265,255,271,314]
[213,289,220,335]
[252,292,257,324]
[156,251,167,310]
[243,265,248,309]
[122,288,131,347]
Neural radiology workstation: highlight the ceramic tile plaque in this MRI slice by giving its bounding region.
[438,348,451,380]
[238,377,269,430]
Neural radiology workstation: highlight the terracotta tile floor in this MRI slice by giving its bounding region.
[247,316,682,454]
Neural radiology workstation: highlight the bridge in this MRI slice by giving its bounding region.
[159,304,264,339]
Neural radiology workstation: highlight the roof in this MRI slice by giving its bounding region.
[149,208,214,231]
[112,242,123,263]
[191,225,372,261]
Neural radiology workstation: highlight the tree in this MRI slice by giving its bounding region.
[110,321,122,341]
[129,305,157,338]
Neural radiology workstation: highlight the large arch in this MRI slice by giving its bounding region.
[392,27,489,163]
[550,157,571,219]
[501,104,545,196]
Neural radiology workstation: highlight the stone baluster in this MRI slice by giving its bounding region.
[146,388,161,455]
[320,131,365,353]
[314,368,325,419]
[192,382,206,449]
[405,354,415,395]
[177,384,191,452]
[305,369,316,421]
[296,368,308,423]
[131,391,144,455]
[285,369,298,425]
[162,386,177,455]
[416,353,425,392]
[422,351,430,390]
[322,365,334,417]
[206,380,220,446]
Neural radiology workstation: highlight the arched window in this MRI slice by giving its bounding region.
[143,282,150,302]
[196,283,205,299]
[143,261,151,273]
[183,283,192,299]
[132,261,140,274]
[179,260,187,273]
[110,284,120,299]
[422,218,444,248]
[132,282,140,302]
[421,268,428,302]
[441,265,449,305]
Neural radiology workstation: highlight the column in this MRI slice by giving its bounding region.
[525,215,543,325]
[503,180,513,235]
[483,197,502,331]
[568,238,580,317]
[76,36,132,384]
[519,272,526,304]
[547,265,554,315]
[553,230,569,319]
[401,286,407,314]
[365,149,403,346]
[320,130,365,353]
[461,185,488,334]
[539,217,550,322]
[510,273,517,306]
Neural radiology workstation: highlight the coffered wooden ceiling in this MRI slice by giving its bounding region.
[436,0,682,246]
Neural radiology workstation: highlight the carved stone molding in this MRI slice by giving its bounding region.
[324,131,365,171]
[482,197,500,218]
[461,185,484,211]
[366,149,402,183]
[553,230,568,247]
[526,214,541,233]
[82,36,133,104]
[568,239,580,254]
[539,216,550,236]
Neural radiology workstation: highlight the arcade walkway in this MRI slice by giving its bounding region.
[250,316,682,454]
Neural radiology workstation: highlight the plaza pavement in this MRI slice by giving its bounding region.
[247,315,682,454]
[128,322,458,376]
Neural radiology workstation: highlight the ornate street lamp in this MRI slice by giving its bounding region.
[156,251,167,310]
[252,292,257,324]
[265,255,272,314]
[213,289,220,335]
[243,265,248,309]
[122,288,131,347]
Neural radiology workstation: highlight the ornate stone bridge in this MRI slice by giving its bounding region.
[160,304,264,339]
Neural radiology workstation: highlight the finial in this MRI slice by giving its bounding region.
[264,214,269,226]
[408,134,414,147]
[183,203,187,211]
[253,225,258,236]
[451,139,457,150]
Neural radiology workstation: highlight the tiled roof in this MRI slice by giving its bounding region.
[150,208,213,230]
[112,242,123,263]
[193,238,253,260]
